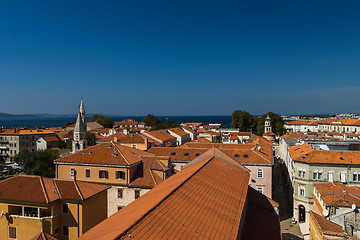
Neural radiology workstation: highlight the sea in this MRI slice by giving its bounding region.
[0,116,232,129]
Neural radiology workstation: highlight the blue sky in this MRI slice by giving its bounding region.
[1,1,360,115]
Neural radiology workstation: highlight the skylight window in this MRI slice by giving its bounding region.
[195,153,200,156]
[184,153,189,156]
[170,152,176,156]
[234,154,240,158]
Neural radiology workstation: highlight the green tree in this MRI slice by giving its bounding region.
[86,132,97,146]
[142,114,160,126]
[89,114,113,128]
[63,121,75,128]
[230,110,257,132]
[14,149,59,177]
[150,121,180,131]
[256,112,286,136]
[54,140,67,149]
[66,139,73,149]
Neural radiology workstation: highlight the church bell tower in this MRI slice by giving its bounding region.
[72,99,87,153]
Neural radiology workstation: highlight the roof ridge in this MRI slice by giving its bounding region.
[149,169,157,186]
[73,180,84,201]
[112,142,130,165]
[39,176,50,203]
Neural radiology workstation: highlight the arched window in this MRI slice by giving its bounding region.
[257,169,263,178]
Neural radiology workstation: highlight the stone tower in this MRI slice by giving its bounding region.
[264,115,272,133]
[72,99,87,153]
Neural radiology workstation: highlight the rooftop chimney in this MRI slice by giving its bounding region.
[114,137,118,143]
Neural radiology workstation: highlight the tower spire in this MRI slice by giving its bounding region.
[72,99,87,153]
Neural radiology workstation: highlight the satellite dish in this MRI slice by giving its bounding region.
[323,209,329,217]
[352,204,356,210]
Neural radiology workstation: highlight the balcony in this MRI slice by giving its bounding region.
[8,206,53,219]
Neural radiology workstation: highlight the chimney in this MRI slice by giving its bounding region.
[114,137,118,143]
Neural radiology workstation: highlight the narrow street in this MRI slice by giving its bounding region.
[273,157,303,240]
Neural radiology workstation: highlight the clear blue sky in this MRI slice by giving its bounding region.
[1,1,360,115]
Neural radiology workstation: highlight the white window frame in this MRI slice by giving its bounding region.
[328,170,334,182]
[257,168,263,178]
[341,171,347,183]
[257,187,264,194]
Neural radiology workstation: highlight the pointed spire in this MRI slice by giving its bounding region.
[74,109,86,132]
[80,98,87,125]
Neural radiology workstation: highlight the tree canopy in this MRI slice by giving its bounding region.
[14,149,59,177]
[256,112,286,136]
[142,114,161,126]
[150,121,180,131]
[86,132,97,146]
[230,110,258,132]
[231,110,285,136]
[63,121,75,128]
[89,114,113,128]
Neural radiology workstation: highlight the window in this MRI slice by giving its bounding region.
[184,153,189,156]
[233,154,240,158]
[170,152,176,156]
[54,228,59,235]
[118,206,123,211]
[8,226,16,239]
[99,170,108,179]
[135,189,140,199]
[70,168,76,179]
[257,187,263,194]
[85,169,91,178]
[298,168,305,178]
[257,169,263,178]
[194,153,200,156]
[313,170,323,180]
[341,171,347,183]
[299,186,305,196]
[354,172,360,182]
[118,188,123,198]
[116,171,125,180]
[62,203,69,214]
[243,154,248,158]
[63,226,69,236]
[132,144,137,149]
[328,170,334,182]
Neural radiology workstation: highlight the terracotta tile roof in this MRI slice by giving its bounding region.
[309,211,344,236]
[0,129,55,136]
[182,126,196,133]
[144,130,176,142]
[87,121,104,129]
[286,120,318,125]
[289,144,360,165]
[318,119,360,126]
[97,132,126,142]
[129,156,168,188]
[280,132,306,139]
[114,119,139,126]
[41,136,60,142]
[0,175,109,204]
[182,122,202,127]
[263,131,276,136]
[54,142,147,166]
[314,182,360,207]
[325,131,343,136]
[79,148,251,240]
[31,232,58,240]
[168,128,189,137]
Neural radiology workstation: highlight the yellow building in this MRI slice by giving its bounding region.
[54,142,171,216]
[0,175,109,240]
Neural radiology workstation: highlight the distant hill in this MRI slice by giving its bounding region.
[0,113,38,117]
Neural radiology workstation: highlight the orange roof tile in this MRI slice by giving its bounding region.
[310,211,344,236]
[144,130,176,142]
[289,144,360,165]
[0,129,55,136]
[31,232,58,240]
[0,175,109,204]
[41,136,60,142]
[54,142,148,166]
[79,148,251,240]
[314,182,360,207]
[168,127,189,137]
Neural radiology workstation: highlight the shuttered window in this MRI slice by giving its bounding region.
[8,226,16,239]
